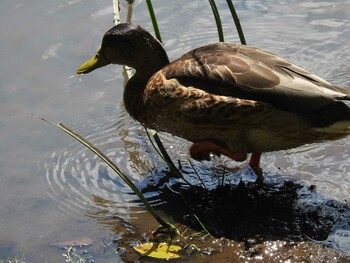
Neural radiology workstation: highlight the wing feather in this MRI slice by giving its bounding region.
[162,43,349,112]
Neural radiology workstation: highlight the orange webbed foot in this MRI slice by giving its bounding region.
[189,141,247,162]
[189,141,221,161]
[249,152,264,184]
[190,142,264,184]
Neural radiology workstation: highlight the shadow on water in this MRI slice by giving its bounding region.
[79,161,350,262]
[148,171,345,242]
[150,171,349,243]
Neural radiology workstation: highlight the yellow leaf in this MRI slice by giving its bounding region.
[133,242,181,259]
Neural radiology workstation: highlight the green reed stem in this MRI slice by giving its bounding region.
[36,115,177,233]
[145,0,162,42]
[208,0,224,42]
[225,0,246,45]
[144,0,185,177]
[144,128,179,173]
[193,214,213,237]
[116,0,176,176]
[188,159,207,190]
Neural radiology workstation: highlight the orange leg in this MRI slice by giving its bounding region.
[189,141,247,162]
[249,152,263,183]
[190,141,264,183]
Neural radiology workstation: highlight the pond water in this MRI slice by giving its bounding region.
[0,0,349,262]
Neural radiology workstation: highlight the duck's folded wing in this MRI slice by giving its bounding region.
[163,43,349,112]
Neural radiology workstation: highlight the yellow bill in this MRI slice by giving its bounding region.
[76,48,110,74]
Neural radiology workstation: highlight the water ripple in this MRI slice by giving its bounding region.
[42,105,156,222]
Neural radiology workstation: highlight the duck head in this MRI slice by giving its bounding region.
[76,23,169,74]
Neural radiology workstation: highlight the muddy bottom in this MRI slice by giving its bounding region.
[112,230,350,263]
[110,169,350,262]
[50,168,350,262]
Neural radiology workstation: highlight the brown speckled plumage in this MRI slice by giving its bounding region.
[77,23,350,180]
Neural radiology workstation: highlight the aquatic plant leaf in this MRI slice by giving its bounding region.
[133,242,181,259]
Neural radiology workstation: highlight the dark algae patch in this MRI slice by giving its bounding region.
[125,169,350,262]
[158,181,338,241]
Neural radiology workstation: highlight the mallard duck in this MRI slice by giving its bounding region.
[77,23,350,182]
